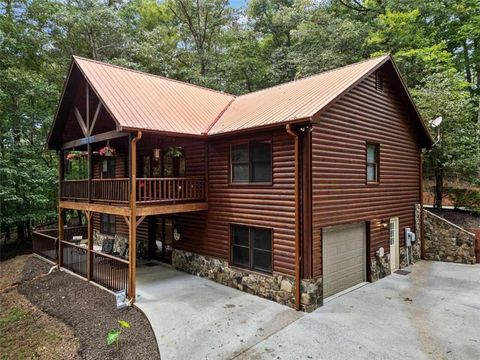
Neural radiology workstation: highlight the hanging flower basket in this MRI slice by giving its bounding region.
[99,146,116,157]
[66,151,87,161]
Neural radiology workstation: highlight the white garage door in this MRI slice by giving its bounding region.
[323,222,366,299]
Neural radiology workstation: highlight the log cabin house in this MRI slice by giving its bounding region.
[35,54,432,311]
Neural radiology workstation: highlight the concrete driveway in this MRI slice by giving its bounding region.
[135,262,302,360]
[136,261,480,360]
[238,261,480,360]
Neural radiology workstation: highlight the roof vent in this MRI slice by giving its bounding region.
[375,71,384,92]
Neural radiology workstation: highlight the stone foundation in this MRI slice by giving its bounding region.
[370,253,390,281]
[423,209,476,264]
[172,249,322,312]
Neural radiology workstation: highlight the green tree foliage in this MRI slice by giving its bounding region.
[1,0,479,241]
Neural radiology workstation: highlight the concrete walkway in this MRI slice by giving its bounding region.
[135,262,303,360]
[238,261,480,360]
[136,261,480,360]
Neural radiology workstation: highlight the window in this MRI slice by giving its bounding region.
[101,158,115,178]
[366,143,379,183]
[375,71,384,92]
[231,141,272,183]
[231,225,272,273]
[100,214,116,235]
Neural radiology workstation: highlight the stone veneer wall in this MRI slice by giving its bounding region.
[370,204,423,281]
[172,249,322,312]
[423,209,476,264]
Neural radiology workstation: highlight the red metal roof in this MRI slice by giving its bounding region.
[67,54,428,142]
[74,57,234,135]
[209,56,389,134]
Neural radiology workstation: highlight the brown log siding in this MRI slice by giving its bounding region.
[175,130,296,275]
[311,71,421,277]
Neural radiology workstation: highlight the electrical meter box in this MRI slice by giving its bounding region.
[404,228,416,247]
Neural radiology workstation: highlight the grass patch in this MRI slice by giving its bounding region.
[0,307,25,327]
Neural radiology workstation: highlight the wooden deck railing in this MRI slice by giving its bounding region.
[92,178,130,202]
[92,251,129,292]
[61,177,206,204]
[61,180,88,200]
[61,240,88,277]
[137,177,205,203]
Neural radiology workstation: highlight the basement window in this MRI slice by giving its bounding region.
[231,225,272,274]
[231,140,272,183]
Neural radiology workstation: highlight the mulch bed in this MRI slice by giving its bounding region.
[19,269,161,360]
[428,208,480,229]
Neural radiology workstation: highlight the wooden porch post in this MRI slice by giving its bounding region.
[58,150,65,266]
[87,143,92,203]
[87,211,93,280]
[128,131,142,302]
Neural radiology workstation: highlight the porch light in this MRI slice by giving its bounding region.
[153,148,161,159]
[380,219,388,229]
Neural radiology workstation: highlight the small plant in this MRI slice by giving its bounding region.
[98,145,116,157]
[166,146,184,158]
[106,320,131,349]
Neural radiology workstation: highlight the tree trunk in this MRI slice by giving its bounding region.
[26,220,31,241]
[434,171,443,209]
[17,222,25,240]
[4,227,11,243]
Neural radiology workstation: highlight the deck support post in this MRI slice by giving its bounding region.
[58,150,65,266]
[87,143,92,203]
[58,207,64,267]
[87,211,93,281]
[128,131,142,302]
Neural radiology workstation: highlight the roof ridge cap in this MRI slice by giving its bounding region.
[72,55,235,98]
[235,54,390,99]
[203,97,236,134]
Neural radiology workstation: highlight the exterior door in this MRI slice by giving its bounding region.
[389,218,400,271]
[323,222,366,298]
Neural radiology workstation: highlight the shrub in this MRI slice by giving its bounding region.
[445,187,480,215]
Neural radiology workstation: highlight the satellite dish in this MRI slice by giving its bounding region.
[431,116,443,128]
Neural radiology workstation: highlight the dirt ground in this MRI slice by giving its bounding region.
[428,208,480,229]
[0,255,161,359]
[0,256,80,359]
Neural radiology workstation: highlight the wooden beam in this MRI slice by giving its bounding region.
[136,215,146,227]
[136,202,208,217]
[87,210,93,281]
[123,215,130,227]
[61,130,129,150]
[86,83,90,130]
[88,102,102,136]
[87,143,92,202]
[58,207,64,267]
[74,107,88,137]
[59,200,130,216]
[128,132,142,302]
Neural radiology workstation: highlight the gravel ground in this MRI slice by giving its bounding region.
[19,270,161,360]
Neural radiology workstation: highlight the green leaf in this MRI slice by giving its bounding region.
[106,329,120,345]
[118,320,131,328]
